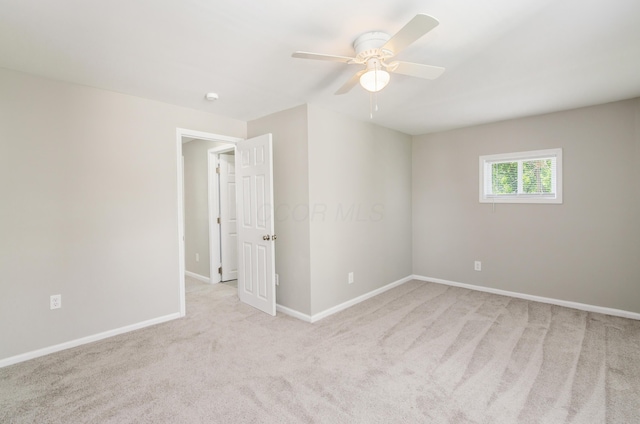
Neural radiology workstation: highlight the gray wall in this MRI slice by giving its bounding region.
[307,105,413,315]
[412,98,640,313]
[183,139,229,279]
[0,68,246,361]
[248,105,312,315]
[3,63,637,363]
[248,104,413,317]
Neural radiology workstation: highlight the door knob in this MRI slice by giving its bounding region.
[272,235,277,240]
[263,235,271,241]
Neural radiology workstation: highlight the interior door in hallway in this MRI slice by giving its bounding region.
[219,153,238,281]
[236,134,276,316]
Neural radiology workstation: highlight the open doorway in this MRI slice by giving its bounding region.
[177,129,277,317]
[176,128,241,316]
[207,147,238,284]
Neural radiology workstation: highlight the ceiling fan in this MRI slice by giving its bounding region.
[292,14,445,95]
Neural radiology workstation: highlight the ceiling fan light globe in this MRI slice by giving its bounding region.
[359,69,390,92]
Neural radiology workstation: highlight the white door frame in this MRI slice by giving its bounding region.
[176,128,241,317]
[207,146,235,285]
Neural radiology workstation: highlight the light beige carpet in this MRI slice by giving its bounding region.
[1,279,639,423]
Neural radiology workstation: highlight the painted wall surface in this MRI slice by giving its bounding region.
[307,105,413,315]
[0,68,246,361]
[183,139,230,279]
[412,98,640,313]
[3,64,636,364]
[248,105,312,315]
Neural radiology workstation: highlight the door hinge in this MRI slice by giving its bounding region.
[217,217,221,224]
[218,266,222,274]
[216,166,220,174]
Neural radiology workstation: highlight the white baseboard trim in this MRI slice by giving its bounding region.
[276,276,414,323]
[185,271,210,283]
[310,275,414,323]
[276,304,312,322]
[412,275,640,321]
[0,312,181,369]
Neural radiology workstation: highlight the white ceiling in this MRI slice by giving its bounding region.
[1,0,639,135]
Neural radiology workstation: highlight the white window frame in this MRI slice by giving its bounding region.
[479,148,563,204]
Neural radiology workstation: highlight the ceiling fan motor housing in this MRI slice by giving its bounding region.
[353,32,391,61]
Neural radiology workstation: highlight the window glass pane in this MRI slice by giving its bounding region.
[480,149,562,203]
[491,162,517,194]
[522,159,553,194]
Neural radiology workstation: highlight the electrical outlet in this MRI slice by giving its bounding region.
[348,272,354,284]
[50,294,61,310]
[474,261,482,271]
[196,253,199,262]
[275,273,279,286]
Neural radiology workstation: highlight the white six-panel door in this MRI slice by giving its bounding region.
[236,134,276,316]
[219,153,238,281]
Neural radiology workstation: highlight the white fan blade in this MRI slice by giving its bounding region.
[381,14,439,56]
[292,51,355,63]
[388,61,445,80]
[335,70,366,95]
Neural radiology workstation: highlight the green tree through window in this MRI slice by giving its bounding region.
[492,162,517,194]
[522,159,552,194]
[491,159,552,195]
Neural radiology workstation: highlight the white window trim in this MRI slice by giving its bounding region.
[479,148,563,204]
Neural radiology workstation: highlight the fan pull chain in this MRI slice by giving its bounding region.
[374,69,379,114]
[369,69,381,119]
[369,92,380,119]
[369,92,381,119]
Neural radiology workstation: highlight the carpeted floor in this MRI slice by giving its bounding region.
[1,278,639,423]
